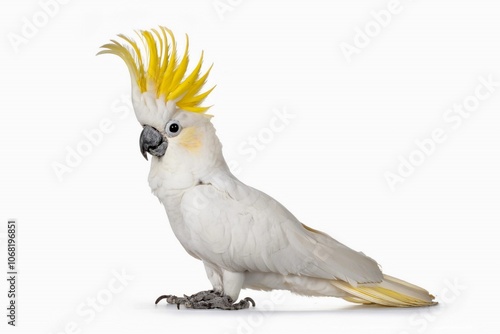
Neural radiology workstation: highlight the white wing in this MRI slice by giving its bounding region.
[179,175,383,285]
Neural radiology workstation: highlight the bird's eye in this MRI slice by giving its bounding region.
[165,120,182,137]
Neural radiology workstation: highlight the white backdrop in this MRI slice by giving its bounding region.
[1,0,499,333]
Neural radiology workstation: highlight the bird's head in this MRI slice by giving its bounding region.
[99,27,225,176]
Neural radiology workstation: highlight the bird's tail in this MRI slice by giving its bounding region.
[331,274,437,307]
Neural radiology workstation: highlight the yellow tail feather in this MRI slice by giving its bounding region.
[332,275,437,307]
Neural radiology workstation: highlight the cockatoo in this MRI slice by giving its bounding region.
[98,27,437,310]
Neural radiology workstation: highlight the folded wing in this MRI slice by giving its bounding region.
[180,177,383,285]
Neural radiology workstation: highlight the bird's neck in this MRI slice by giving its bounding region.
[148,153,230,197]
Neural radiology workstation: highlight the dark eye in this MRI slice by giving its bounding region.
[169,123,179,133]
[165,120,182,137]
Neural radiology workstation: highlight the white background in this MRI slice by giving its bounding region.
[1,0,500,333]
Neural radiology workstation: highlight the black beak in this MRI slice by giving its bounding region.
[139,125,168,160]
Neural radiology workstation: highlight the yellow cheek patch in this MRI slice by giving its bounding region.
[178,127,202,152]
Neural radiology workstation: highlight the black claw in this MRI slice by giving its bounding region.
[155,295,169,305]
[244,297,256,307]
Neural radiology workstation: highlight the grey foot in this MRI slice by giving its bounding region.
[155,290,255,310]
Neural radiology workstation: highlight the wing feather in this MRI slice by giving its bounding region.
[179,177,383,284]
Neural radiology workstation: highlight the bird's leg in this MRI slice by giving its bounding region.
[155,290,255,310]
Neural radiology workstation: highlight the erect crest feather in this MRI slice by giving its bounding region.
[98,26,214,113]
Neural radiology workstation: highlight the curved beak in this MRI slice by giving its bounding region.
[139,125,168,160]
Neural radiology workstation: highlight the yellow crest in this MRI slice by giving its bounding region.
[98,27,214,113]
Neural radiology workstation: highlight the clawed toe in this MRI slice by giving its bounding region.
[155,290,256,310]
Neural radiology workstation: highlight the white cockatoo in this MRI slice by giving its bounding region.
[99,27,436,310]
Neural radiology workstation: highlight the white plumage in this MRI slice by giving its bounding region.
[99,27,436,308]
[147,111,434,307]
